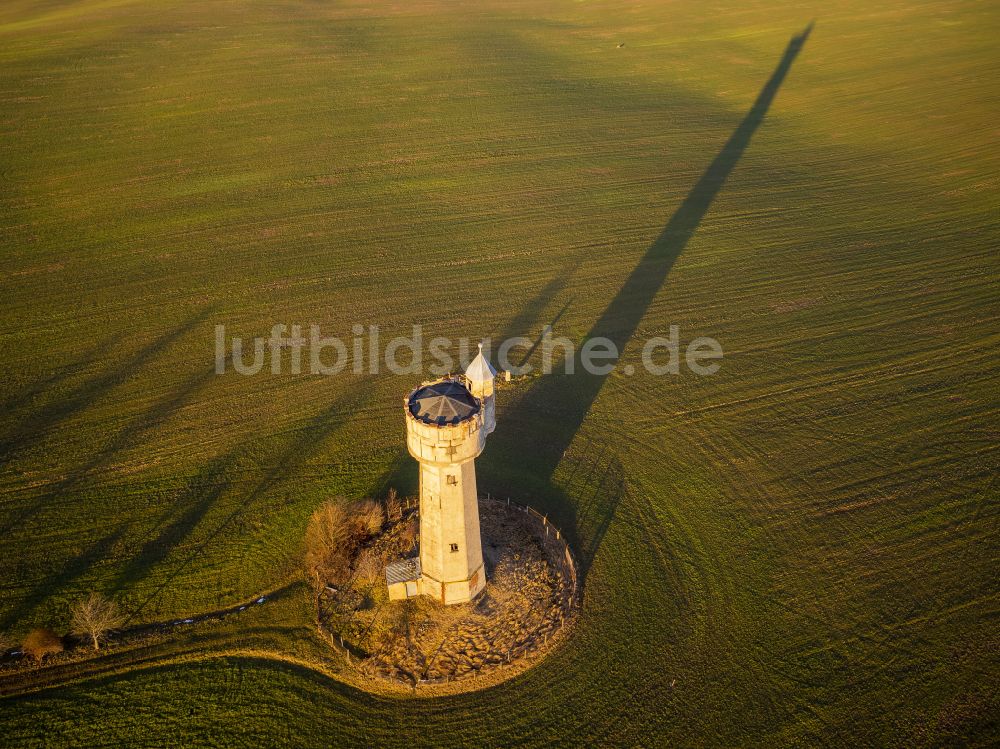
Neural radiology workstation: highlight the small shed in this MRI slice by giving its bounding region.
[385,557,422,600]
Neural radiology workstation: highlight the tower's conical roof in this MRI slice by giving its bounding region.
[408,379,480,425]
[465,343,497,383]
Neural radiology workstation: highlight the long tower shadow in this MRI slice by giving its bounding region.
[482,24,812,576]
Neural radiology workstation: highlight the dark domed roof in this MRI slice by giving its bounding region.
[408,379,480,425]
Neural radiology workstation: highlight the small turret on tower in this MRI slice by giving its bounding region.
[464,342,497,436]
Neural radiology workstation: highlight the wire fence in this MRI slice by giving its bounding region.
[480,494,579,618]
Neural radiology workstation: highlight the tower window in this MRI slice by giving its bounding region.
[450,543,459,553]
[446,475,457,485]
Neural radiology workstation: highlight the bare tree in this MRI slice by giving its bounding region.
[71,593,125,650]
[351,499,384,537]
[385,488,402,522]
[304,499,352,592]
[21,628,63,662]
[400,518,418,551]
[355,548,382,586]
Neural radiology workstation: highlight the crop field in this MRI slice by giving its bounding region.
[0,0,997,745]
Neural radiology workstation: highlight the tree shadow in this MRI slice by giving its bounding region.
[482,24,812,581]
[0,305,214,470]
[0,334,118,415]
[0,359,234,629]
[0,362,221,537]
[0,524,131,631]
[498,261,577,355]
[121,387,370,621]
[552,436,627,573]
[3,340,372,629]
[515,296,574,370]
[111,452,238,593]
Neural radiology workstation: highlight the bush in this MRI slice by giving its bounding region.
[304,499,352,591]
[385,488,402,522]
[401,518,418,550]
[22,628,63,662]
[351,499,384,537]
[355,548,382,585]
[304,497,392,593]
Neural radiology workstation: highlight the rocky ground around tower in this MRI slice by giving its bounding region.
[319,498,577,690]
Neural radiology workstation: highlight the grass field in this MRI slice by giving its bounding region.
[1,0,998,745]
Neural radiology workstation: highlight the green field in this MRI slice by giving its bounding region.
[1,0,998,745]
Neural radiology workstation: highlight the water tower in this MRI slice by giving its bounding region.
[389,345,497,605]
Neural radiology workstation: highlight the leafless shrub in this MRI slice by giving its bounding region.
[351,499,384,537]
[71,593,126,650]
[22,628,63,663]
[385,488,401,522]
[400,518,418,551]
[305,499,352,592]
[355,548,382,586]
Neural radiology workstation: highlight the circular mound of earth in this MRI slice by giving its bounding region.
[320,498,578,693]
